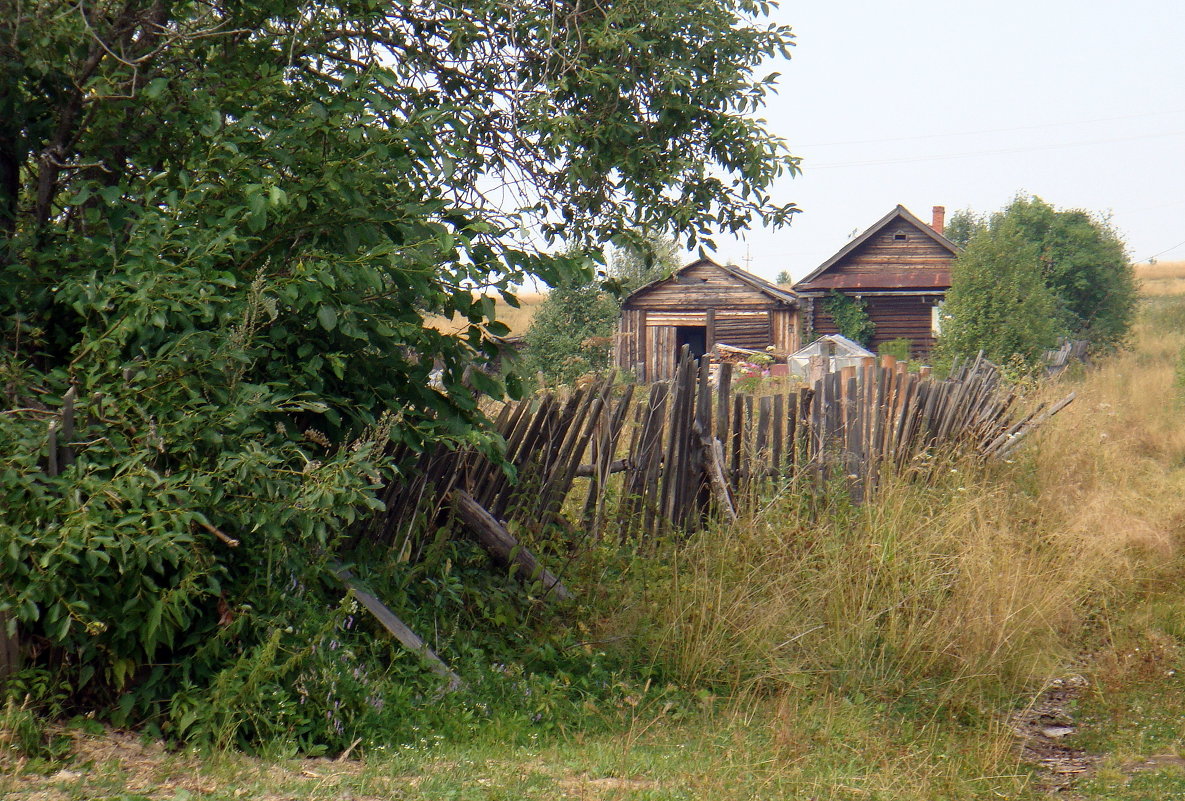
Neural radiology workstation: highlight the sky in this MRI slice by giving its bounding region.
[708,0,1185,283]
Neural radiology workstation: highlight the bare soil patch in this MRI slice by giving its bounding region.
[1010,675,1098,795]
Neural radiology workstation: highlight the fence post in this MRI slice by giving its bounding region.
[0,611,18,683]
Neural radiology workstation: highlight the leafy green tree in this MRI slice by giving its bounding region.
[525,276,622,385]
[940,196,1136,358]
[936,217,1060,371]
[528,232,682,387]
[776,270,793,285]
[942,210,985,249]
[1002,196,1135,349]
[607,233,683,295]
[0,0,798,744]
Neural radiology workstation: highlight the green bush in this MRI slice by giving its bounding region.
[525,279,622,386]
[941,196,1137,360]
[0,0,798,751]
[877,337,913,363]
[935,215,1060,372]
[823,291,875,347]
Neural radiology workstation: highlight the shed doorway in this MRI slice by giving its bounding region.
[675,325,708,360]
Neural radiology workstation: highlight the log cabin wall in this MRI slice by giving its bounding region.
[794,205,959,362]
[806,295,941,358]
[615,259,799,382]
[714,310,771,351]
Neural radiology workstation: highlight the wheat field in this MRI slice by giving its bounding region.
[422,292,548,336]
[1134,259,1185,296]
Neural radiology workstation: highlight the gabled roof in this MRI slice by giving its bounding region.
[794,205,960,292]
[623,257,797,306]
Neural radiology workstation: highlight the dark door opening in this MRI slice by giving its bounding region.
[675,325,708,360]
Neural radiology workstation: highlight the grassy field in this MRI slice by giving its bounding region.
[6,264,1185,799]
[422,291,548,336]
[1134,259,1185,297]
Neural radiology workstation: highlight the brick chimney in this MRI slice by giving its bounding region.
[931,205,945,235]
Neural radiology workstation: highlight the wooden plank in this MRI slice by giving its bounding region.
[731,392,745,493]
[771,394,784,476]
[60,387,76,469]
[715,361,734,444]
[451,490,573,602]
[755,395,772,485]
[332,564,462,690]
[0,611,19,683]
[660,352,689,525]
[640,383,670,534]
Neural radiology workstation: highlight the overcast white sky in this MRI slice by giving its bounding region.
[709,0,1185,282]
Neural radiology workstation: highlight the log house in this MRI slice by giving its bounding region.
[794,205,959,358]
[614,258,800,382]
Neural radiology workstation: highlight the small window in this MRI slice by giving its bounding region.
[893,231,908,241]
[931,303,946,337]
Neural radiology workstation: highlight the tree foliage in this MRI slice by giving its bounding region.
[525,276,623,386]
[0,0,798,745]
[1005,197,1135,349]
[936,216,1060,371]
[823,291,875,347]
[941,196,1135,360]
[606,233,683,295]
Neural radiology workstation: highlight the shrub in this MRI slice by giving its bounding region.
[935,217,1059,372]
[877,338,913,363]
[940,196,1137,361]
[525,279,622,386]
[823,291,875,347]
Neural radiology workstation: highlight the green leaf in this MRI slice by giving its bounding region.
[317,306,338,331]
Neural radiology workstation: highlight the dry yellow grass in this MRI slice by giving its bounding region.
[422,292,547,336]
[620,270,1185,714]
[1134,259,1185,297]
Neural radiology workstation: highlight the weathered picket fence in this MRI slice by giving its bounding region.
[4,353,1072,685]
[360,349,1075,552]
[1044,339,1090,375]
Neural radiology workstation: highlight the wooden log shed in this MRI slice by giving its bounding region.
[614,258,800,383]
[794,205,960,359]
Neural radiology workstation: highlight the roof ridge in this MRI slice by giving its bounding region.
[622,257,797,306]
[794,205,960,289]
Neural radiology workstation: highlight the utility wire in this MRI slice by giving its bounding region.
[798,108,1185,149]
[809,129,1185,170]
[1136,237,1185,264]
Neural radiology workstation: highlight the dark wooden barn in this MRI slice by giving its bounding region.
[615,258,799,382]
[794,205,959,358]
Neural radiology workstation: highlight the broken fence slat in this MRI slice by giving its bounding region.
[330,564,463,691]
[449,490,574,603]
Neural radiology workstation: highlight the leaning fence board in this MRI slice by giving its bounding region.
[331,564,462,691]
[362,351,1073,560]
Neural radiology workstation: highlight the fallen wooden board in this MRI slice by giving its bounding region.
[330,564,463,691]
[450,490,574,602]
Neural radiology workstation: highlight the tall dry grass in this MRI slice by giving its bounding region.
[618,286,1185,713]
[422,292,546,335]
[1135,259,1185,297]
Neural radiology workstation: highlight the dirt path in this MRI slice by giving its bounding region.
[1010,674,1098,795]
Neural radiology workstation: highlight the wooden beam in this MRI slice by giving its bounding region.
[450,490,573,602]
[330,564,463,691]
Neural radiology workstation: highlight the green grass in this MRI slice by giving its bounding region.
[1064,589,1185,800]
[0,695,1044,800]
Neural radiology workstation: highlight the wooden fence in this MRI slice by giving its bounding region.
[361,349,1074,550]
[5,353,1073,684]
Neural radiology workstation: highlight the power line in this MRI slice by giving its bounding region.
[797,108,1185,149]
[1136,237,1185,264]
[809,129,1185,170]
